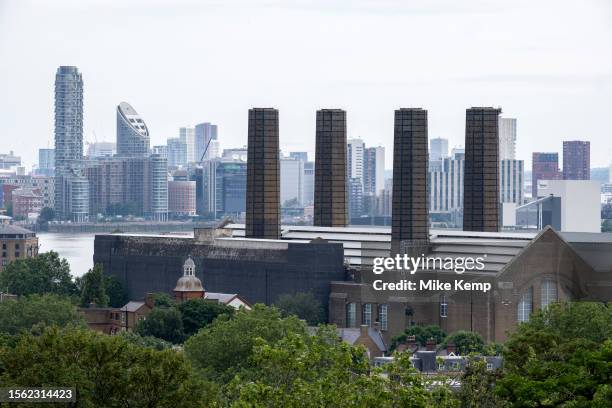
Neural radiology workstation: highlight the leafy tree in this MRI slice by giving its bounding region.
[104,275,127,307]
[496,302,612,406]
[135,307,185,344]
[184,304,305,382]
[443,331,485,355]
[0,327,211,407]
[391,325,447,350]
[105,201,139,217]
[457,357,508,408]
[79,264,109,307]
[37,206,55,223]
[177,298,234,337]
[151,292,175,308]
[224,326,458,407]
[117,331,173,350]
[0,251,76,297]
[275,292,325,325]
[483,342,504,356]
[0,294,84,335]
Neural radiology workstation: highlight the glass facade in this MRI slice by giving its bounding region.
[116,102,150,157]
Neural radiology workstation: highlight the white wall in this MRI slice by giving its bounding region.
[537,180,600,232]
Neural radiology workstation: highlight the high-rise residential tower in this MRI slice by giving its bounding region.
[116,102,150,157]
[532,152,561,197]
[563,141,590,180]
[195,122,219,162]
[363,146,385,196]
[347,138,365,182]
[38,148,55,177]
[245,108,280,239]
[54,66,88,221]
[314,109,348,227]
[463,107,501,232]
[391,108,429,255]
[179,127,196,163]
[498,117,517,160]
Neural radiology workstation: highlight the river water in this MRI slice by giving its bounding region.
[37,233,96,277]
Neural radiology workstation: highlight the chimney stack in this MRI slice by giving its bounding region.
[245,108,280,239]
[314,109,348,227]
[391,108,429,256]
[426,337,436,351]
[464,107,501,232]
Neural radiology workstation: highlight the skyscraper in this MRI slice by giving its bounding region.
[498,117,517,160]
[245,108,280,239]
[463,107,501,232]
[167,138,187,168]
[194,122,219,162]
[363,146,385,195]
[116,102,150,157]
[314,109,348,227]
[347,138,365,181]
[429,137,449,171]
[391,108,429,255]
[38,148,55,177]
[563,141,590,180]
[500,159,524,205]
[54,66,88,221]
[280,157,304,206]
[532,152,561,197]
[179,127,196,163]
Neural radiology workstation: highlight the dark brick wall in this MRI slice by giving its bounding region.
[94,235,345,317]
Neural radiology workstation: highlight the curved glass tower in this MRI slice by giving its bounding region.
[116,102,150,157]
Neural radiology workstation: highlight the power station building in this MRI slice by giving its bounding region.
[94,107,612,346]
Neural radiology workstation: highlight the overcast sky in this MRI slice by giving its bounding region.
[1,0,611,169]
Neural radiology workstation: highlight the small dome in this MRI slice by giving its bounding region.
[184,257,195,269]
[174,275,204,292]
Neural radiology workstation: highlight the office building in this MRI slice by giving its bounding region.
[303,161,315,207]
[152,145,168,159]
[500,159,524,205]
[428,157,464,213]
[314,109,348,227]
[179,127,196,163]
[498,117,517,160]
[116,102,150,157]
[463,107,501,232]
[536,180,600,232]
[195,122,219,162]
[0,225,38,272]
[429,138,448,171]
[222,147,248,162]
[87,142,116,158]
[348,178,364,219]
[363,146,385,196]
[451,147,465,161]
[280,157,304,206]
[347,138,365,182]
[532,153,561,197]
[167,138,187,168]
[289,152,308,162]
[0,151,21,170]
[563,141,590,180]
[54,66,88,221]
[37,149,55,176]
[195,159,247,218]
[245,108,280,239]
[391,108,429,255]
[168,180,196,217]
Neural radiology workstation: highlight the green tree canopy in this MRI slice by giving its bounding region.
[135,307,185,344]
[184,304,305,382]
[496,302,612,406]
[274,292,325,325]
[224,326,458,407]
[37,206,55,223]
[79,264,109,307]
[0,251,76,297]
[117,330,173,351]
[443,331,485,355]
[104,275,127,308]
[391,325,447,350]
[151,292,175,308]
[0,327,211,407]
[177,298,234,337]
[0,294,84,335]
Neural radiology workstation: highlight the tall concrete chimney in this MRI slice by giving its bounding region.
[314,109,348,227]
[245,108,280,239]
[464,107,501,232]
[391,108,429,256]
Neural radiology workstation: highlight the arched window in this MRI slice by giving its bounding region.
[439,294,448,318]
[346,302,356,328]
[540,280,557,309]
[517,287,533,323]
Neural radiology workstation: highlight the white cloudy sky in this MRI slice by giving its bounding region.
[1,0,611,169]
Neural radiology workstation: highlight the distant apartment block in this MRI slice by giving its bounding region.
[167,138,187,168]
[37,149,55,177]
[168,180,196,217]
[363,146,385,196]
[179,127,196,164]
[87,142,116,159]
[500,159,524,205]
[498,117,517,160]
[195,122,219,162]
[116,102,150,157]
[563,140,590,180]
[532,152,561,197]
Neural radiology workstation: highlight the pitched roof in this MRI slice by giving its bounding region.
[120,301,146,312]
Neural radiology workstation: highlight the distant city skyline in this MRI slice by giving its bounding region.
[1,0,611,169]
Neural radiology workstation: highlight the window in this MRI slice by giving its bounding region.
[439,294,448,318]
[379,304,388,331]
[15,243,19,250]
[346,303,356,328]
[540,280,557,309]
[362,303,372,327]
[486,363,494,371]
[517,287,533,323]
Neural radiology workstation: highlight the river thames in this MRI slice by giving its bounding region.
[37,233,97,277]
